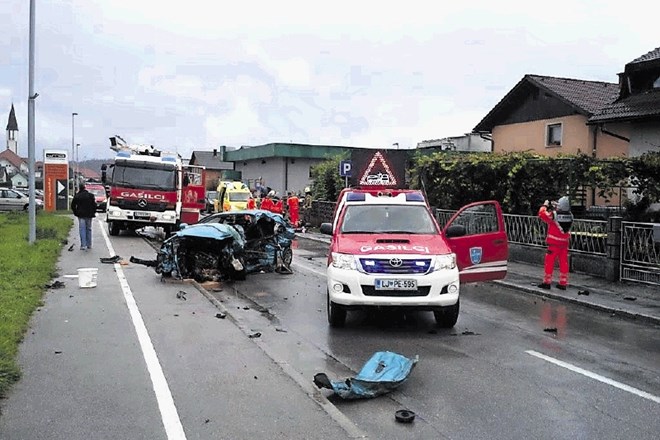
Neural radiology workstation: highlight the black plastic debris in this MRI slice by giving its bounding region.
[54,350,62,354]
[215,313,226,319]
[275,327,287,333]
[544,327,558,333]
[45,280,65,289]
[176,291,188,301]
[100,255,122,264]
[395,409,416,423]
[577,290,590,296]
[242,306,250,310]
[67,244,74,252]
[129,256,157,267]
[313,373,332,389]
[624,296,637,301]
[248,332,262,339]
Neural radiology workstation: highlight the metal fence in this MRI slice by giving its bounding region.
[436,209,607,255]
[620,222,660,285]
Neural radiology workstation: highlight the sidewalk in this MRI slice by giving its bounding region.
[0,220,358,440]
[296,231,660,327]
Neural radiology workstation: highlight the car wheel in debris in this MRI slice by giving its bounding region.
[433,299,459,328]
[327,289,346,327]
[282,247,293,266]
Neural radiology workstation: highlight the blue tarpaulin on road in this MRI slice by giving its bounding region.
[314,351,418,399]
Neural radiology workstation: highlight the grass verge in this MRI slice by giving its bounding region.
[0,211,72,398]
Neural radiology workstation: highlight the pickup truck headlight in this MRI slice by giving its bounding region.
[434,254,456,271]
[331,253,357,270]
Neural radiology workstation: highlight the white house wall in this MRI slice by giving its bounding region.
[629,121,660,157]
[234,157,321,195]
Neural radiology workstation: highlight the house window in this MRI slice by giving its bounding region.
[546,123,562,147]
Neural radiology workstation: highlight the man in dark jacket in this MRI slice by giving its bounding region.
[71,182,97,250]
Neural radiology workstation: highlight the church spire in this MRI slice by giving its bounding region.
[6,103,18,154]
[6,104,18,131]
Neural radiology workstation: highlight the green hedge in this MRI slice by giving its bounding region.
[310,151,660,221]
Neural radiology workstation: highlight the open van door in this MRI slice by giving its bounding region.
[181,165,206,225]
[442,201,508,284]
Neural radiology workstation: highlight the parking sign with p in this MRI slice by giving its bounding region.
[340,160,352,177]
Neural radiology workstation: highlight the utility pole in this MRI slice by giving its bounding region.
[71,112,77,205]
[27,0,38,244]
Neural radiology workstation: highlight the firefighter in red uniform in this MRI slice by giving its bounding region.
[538,196,573,290]
[287,191,300,227]
[260,191,274,212]
[271,196,283,215]
[247,195,256,210]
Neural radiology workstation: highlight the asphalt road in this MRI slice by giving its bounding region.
[1,226,658,440]
[213,237,660,440]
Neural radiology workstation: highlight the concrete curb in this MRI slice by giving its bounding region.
[191,281,368,439]
[494,280,660,326]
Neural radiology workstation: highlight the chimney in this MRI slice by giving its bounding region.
[213,149,217,157]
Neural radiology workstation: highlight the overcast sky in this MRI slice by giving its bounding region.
[1,0,657,160]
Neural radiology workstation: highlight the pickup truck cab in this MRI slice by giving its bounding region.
[320,188,508,327]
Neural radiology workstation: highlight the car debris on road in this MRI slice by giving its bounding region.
[313,351,418,400]
[130,209,295,282]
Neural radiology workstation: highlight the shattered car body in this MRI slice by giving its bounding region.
[132,209,295,282]
[198,210,295,275]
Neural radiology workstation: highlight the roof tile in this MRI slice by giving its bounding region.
[527,75,619,114]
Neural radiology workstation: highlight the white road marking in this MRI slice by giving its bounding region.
[526,350,660,404]
[99,219,188,439]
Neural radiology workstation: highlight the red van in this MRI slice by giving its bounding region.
[319,188,508,327]
[85,183,108,212]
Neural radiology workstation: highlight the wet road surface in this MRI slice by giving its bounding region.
[210,237,660,440]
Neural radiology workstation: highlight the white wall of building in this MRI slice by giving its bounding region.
[629,121,660,157]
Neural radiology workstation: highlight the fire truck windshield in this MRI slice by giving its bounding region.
[112,164,176,191]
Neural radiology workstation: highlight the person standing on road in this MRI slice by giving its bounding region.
[287,191,300,227]
[71,182,96,250]
[538,196,573,290]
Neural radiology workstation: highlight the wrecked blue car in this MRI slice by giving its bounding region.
[131,210,295,282]
[314,351,419,399]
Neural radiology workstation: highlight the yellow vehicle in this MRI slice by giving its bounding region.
[215,181,252,212]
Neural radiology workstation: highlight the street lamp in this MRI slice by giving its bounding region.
[71,112,78,197]
[76,143,81,183]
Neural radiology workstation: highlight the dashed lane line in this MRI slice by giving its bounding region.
[526,350,660,404]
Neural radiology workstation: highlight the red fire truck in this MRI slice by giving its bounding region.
[101,136,205,236]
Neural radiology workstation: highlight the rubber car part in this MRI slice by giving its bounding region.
[395,409,416,423]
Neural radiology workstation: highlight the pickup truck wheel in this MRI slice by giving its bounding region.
[108,221,120,236]
[327,289,346,327]
[433,299,459,328]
